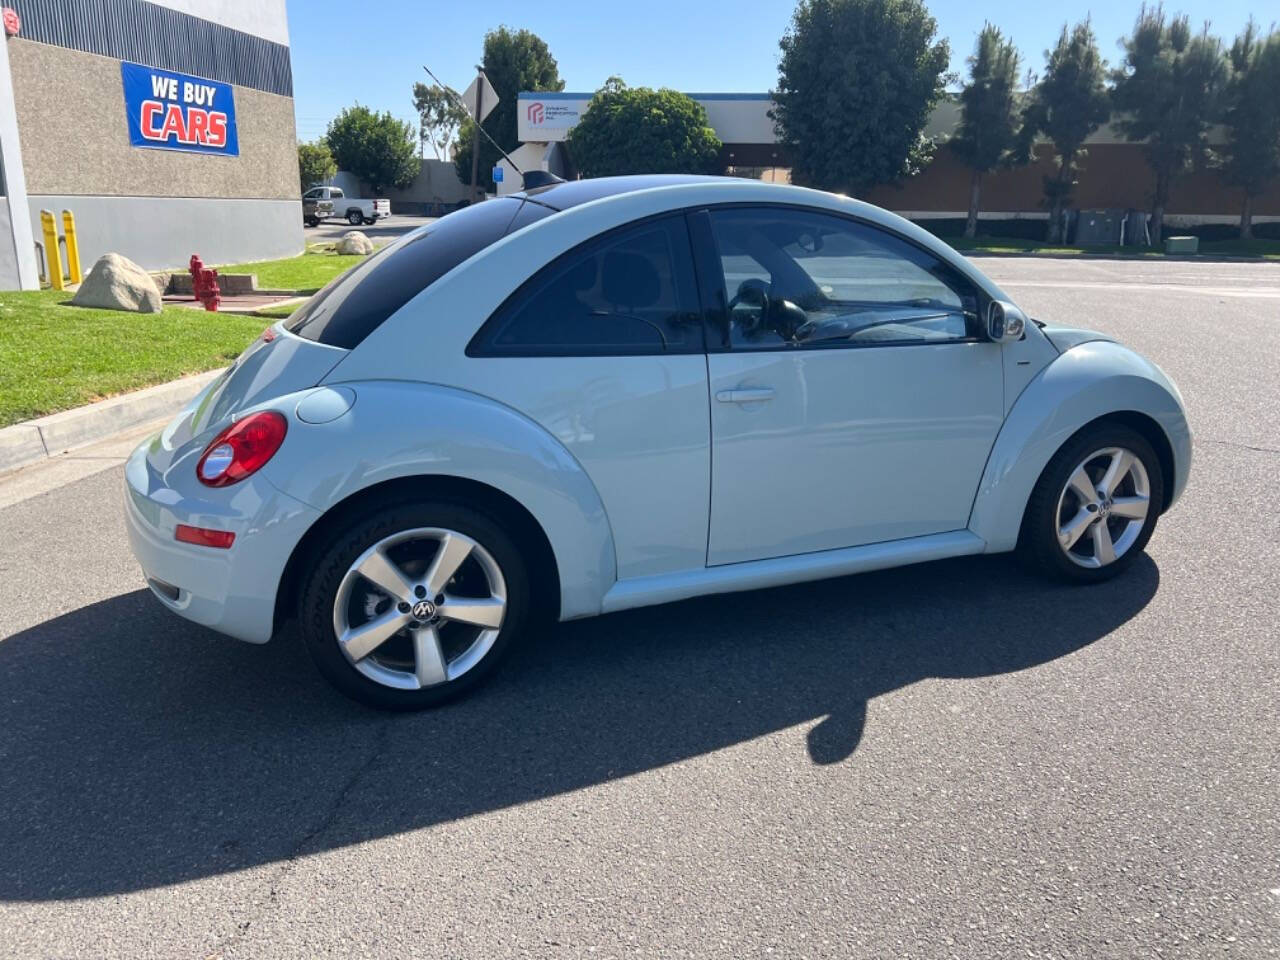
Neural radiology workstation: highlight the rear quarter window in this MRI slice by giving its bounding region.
[285,198,547,349]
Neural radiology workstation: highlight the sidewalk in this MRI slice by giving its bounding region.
[0,369,220,476]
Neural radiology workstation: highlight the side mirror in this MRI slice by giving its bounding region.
[987,300,1026,343]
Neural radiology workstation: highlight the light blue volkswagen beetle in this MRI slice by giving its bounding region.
[125,176,1191,708]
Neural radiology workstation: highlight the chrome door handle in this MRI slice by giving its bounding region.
[716,387,776,404]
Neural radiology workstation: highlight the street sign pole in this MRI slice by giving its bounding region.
[469,66,483,203]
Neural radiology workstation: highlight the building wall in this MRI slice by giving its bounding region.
[330,161,473,213]
[148,0,290,44]
[8,40,298,201]
[866,143,1280,219]
[513,89,1278,224]
[29,195,302,268]
[0,0,301,281]
[0,199,21,287]
[0,21,39,288]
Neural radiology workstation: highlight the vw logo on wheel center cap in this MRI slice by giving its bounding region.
[411,599,436,620]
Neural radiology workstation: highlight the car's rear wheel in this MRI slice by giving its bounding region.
[347,209,363,225]
[1020,424,1164,583]
[299,502,530,709]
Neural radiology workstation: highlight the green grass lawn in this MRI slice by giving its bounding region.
[216,248,367,294]
[946,236,1280,259]
[0,291,264,427]
[253,302,303,319]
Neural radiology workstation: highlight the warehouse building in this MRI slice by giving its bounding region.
[504,91,1279,233]
[0,0,301,290]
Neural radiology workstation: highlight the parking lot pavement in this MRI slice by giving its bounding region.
[0,257,1277,958]
[306,213,435,245]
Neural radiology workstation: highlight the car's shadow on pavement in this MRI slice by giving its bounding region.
[0,553,1158,901]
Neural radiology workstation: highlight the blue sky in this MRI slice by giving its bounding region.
[288,0,1263,143]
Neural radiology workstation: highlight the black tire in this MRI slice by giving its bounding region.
[304,216,318,227]
[298,501,531,710]
[362,217,376,225]
[1019,423,1164,584]
[346,209,363,225]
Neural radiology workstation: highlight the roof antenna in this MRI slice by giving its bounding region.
[422,64,524,180]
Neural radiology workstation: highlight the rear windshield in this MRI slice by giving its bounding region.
[285,198,553,349]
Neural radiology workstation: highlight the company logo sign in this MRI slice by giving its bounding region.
[523,101,581,128]
[121,61,239,156]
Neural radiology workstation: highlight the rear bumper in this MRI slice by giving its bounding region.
[124,436,321,643]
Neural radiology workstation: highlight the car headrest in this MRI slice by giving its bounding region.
[564,255,598,293]
[601,251,661,309]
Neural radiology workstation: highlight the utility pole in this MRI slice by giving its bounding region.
[469,65,483,203]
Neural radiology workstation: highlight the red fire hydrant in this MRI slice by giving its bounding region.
[188,254,221,312]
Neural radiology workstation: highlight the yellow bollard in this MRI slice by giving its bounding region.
[61,210,81,285]
[39,210,63,291]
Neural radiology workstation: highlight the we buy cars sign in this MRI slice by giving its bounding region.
[121,61,239,156]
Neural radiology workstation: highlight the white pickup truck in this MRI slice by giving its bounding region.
[301,186,391,226]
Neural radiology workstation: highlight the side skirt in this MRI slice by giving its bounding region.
[599,530,986,616]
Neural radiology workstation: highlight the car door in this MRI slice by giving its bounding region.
[462,214,712,580]
[690,206,1005,566]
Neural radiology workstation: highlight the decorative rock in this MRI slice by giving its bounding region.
[336,230,374,255]
[70,253,162,313]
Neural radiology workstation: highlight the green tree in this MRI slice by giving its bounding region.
[453,27,564,192]
[412,82,468,160]
[296,140,336,193]
[566,78,722,177]
[1018,20,1112,243]
[325,105,420,193]
[1219,21,1280,239]
[1112,5,1227,245]
[950,24,1024,238]
[772,0,951,194]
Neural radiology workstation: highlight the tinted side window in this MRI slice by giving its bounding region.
[469,216,703,356]
[708,207,981,350]
[285,198,523,349]
[331,188,344,199]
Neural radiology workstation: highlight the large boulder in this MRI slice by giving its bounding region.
[71,253,162,313]
[336,230,374,256]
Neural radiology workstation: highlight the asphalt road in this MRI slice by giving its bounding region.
[1,256,1277,959]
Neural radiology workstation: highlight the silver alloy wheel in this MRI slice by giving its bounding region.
[332,527,507,690]
[1055,446,1151,569]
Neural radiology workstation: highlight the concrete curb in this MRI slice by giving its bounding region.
[0,369,222,475]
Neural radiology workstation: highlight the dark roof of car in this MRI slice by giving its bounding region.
[514,174,731,211]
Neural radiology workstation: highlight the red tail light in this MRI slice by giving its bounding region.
[196,411,287,487]
[175,524,236,548]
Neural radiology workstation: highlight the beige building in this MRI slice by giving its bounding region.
[0,0,302,289]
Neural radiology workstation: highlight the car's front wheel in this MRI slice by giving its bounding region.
[1020,423,1164,583]
[299,502,530,709]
